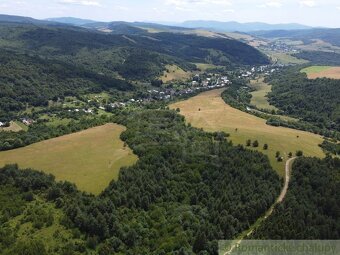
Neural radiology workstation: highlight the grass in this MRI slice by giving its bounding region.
[161,64,192,82]
[0,121,27,132]
[301,66,340,79]
[39,114,72,127]
[195,63,219,72]
[0,124,138,195]
[170,89,325,176]
[249,78,278,111]
[266,51,308,65]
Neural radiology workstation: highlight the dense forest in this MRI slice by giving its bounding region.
[294,51,340,65]
[0,49,132,120]
[266,67,340,132]
[0,22,268,81]
[251,156,340,239]
[0,109,281,254]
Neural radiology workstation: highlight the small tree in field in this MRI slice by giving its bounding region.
[253,140,259,147]
[276,151,280,158]
[246,139,251,147]
[263,144,268,150]
[296,150,303,157]
[288,152,293,158]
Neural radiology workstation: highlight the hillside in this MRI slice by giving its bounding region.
[0,17,269,119]
[46,17,97,25]
[266,67,340,133]
[251,156,340,239]
[0,110,281,254]
[253,28,340,47]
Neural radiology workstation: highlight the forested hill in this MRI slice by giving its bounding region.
[251,156,340,239]
[0,109,281,254]
[0,18,268,117]
[0,49,132,119]
[0,21,269,80]
[266,67,340,133]
[252,28,340,47]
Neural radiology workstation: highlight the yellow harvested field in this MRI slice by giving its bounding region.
[302,66,340,79]
[161,64,192,82]
[0,124,138,194]
[170,89,325,176]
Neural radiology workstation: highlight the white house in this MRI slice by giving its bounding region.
[0,121,4,127]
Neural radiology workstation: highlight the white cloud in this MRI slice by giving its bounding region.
[165,0,232,7]
[258,1,283,8]
[59,0,101,7]
[299,1,317,7]
[336,6,340,11]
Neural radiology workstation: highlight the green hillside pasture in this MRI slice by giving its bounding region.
[0,124,138,194]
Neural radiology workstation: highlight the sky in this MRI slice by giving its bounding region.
[0,0,340,27]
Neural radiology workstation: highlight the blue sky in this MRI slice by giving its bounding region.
[0,0,340,27]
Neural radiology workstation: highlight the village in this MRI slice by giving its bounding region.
[0,64,282,130]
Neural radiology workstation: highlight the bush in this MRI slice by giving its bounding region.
[296,150,303,157]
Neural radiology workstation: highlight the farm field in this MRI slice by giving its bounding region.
[161,64,192,82]
[0,124,138,194]
[170,89,324,176]
[301,66,340,79]
[249,78,278,111]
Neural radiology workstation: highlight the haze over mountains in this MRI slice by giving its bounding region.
[161,20,313,32]
[47,16,314,32]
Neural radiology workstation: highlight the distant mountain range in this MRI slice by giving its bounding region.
[45,17,313,32]
[46,17,97,26]
[0,14,51,24]
[0,14,317,32]
[160,20,313,32]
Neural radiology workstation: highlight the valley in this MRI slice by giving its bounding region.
[0,11,339,255]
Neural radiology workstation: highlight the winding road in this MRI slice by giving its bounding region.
[223,157,297,255]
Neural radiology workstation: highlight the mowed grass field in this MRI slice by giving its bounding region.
[0,124,138,194]
[170,89,325,176]
[161,64,192,82]
[249,78,278,111]
[301,66,340,79]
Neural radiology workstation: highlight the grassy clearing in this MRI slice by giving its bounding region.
[0,124,138,194]
[195,63,219,72]
[170,89,324,176]
[249,78,278,111]
[0,121,27,132]
[267,52,308,65]
[160,64,192,82]
[301,66,340,79]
